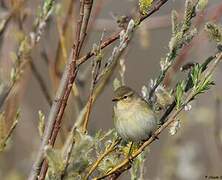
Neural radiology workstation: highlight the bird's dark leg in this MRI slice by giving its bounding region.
[127,142,134,164]
[127,142,133,157]
[151,132,159,140]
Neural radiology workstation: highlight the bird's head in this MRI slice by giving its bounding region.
[112,86,139,109]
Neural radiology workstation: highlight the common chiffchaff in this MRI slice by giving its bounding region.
[112,86,157,142]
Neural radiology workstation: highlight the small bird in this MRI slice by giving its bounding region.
[112,86,157,142]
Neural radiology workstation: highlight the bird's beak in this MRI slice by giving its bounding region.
[112,98,118,102]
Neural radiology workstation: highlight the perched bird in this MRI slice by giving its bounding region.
[112,86,157,142]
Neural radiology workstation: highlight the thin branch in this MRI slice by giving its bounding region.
[76,0,169,66]
[0,13,11,37]
[0,119,18,151]
[78,0,94,54]
[81,61,100,133]
[29,0,93,179]
[0,85,13,111]
[85,139,120,179]
[81,33,103,133]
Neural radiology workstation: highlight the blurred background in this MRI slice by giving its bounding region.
[0,0,222,179]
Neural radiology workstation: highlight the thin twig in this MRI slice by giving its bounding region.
[78,0,94,55]
[85,139,120,179]
[0,120,18,150]
[81,33,103,133]
[76,0,169,66]
[0,84,13,111]
[81,61,100,133]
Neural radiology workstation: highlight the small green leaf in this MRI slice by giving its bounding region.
[176,81,186,109]
[190,64,202,89]
[43,0,54,17]
[196,75,214,94]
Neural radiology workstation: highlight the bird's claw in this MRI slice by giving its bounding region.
[127,156,133,164]
[151,133,159,140]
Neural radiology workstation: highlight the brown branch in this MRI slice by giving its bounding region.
[0,118,18,151]
[78,0,94,55]
[81,67,98,133]
[81,34,103,133]
[76,0,169,66]
[29,0,94,179]
[85,139,120,179]
[0,84,13,111]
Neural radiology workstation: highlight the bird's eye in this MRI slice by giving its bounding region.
[123,95,128,99]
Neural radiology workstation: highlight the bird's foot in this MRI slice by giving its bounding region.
[127,155,134,164]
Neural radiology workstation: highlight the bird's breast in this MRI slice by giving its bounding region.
[113,101,157,141]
